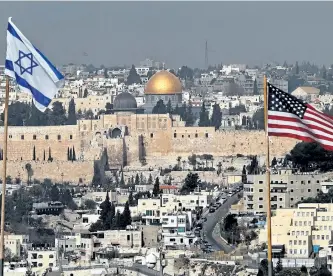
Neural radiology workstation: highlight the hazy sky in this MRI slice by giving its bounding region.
[0,2,332,69]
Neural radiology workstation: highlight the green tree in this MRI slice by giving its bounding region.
[72,146,76,161]
[252,108,265,130]
[128,192,134,206]
[147,70,155,79]
[67,98,77,125]
[69,148,73,161]
[210,103,222,130]
[121,201,132,228]
[257,259,268,276]
[120,169,125,187]
[186,102,194,126]
[84,199,97,210]
[253,78,258,95]
[295,61,299,75]
[67,147,70,161]
[4,102,30,126]
[104,68,108,78]
[47,101,67,125]
[271,157,278,167]
[84,109,94,120]
[135,173,140,185]
[48,147,52,161]
[152,100,167,114]
[300,266,307,276]
[152,177,160,197]
[148,174,153,185]
[178,66,194,80]
[25,163,33,185]
[180,173,200,194]
[166,99,173,114]
[322,65,327,80]
[92,163,102,187]
[50,185,60,201]
[126,65,142,85]
[198,102,209,127]
[83,88,88,98]
[99,191,112,230]
[188,154,197,170]
[32,146,36,161]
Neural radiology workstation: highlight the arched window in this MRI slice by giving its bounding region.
[57,135,61,140]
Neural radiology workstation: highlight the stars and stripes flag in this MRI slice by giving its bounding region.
[267,82,333,151]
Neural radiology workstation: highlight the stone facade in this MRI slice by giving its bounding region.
[0,113,298,183]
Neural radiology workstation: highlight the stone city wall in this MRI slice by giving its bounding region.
[3,160,95,184]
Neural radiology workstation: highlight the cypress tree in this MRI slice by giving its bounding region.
[33,146,36,161]
[210,103,222,130]
[69,148,73,161]
[72,146,76,161]
[166,99,173,114]
[152,177,160,197]
[99,191,112,230]
[198,102,209,127]
[121,201,132,228]
[148,174,153,185]
[43,150,46,161]
[48,147,52,161]
[67,147,70,161]
[67,98,77,125]
[135,173,140,185]
[186,102,194,126]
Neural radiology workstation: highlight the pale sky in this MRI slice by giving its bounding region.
[0,1,332,68]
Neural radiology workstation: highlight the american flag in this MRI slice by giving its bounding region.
[267,83,333,151]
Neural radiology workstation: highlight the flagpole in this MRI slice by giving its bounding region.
[263,75,273,276]
[0,76,10,276]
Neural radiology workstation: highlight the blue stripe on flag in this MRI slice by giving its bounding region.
[5,62,51,107]
[15,72,52,107]
[5,59,14,71]
[34,47,64,81]
[7,22,23,42]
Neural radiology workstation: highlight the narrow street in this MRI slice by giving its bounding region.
[202,192,241,253]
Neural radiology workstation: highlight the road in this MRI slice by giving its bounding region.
[202,192,241,253]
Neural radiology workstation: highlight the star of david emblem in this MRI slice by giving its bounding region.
[14,50,38,75]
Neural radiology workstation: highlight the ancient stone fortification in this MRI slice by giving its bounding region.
[0,114,298,183]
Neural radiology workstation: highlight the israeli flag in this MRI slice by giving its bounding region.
[5,17,64,112]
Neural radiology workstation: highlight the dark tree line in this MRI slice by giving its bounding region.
[2,100,77,127]
[198,102,222,130]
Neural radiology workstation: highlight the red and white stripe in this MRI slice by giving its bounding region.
[268,104,333,151]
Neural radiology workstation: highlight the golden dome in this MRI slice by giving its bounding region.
[144,70,182,95]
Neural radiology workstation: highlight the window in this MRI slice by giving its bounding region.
[291,198,294,201]
[290,181,293,184]
[33,135,36,140]
[38,255,43,259]
[170,238,175,242]
[195,134,198,138]
[70,135,73,140]
[290,189,294,192]
[174,133,177,138]
[259,181,263,184]
[38,263,43,267]
[127,235,130,241]
[308,180,311,184]
[205,133,208,138]
[182,135,184,138]
[9,135,12,138]
[294,240,297,245]
[259,197,263,201]
[308,189,311,192]
[45,135,49,140]
[259,205,263,208]
[301,181,304,184]
[21,135,24,140]
[49,263,53,267]
[150,133,153,138]
[49,254,54,258]
[57,135,61,140]
[259,189,263,192]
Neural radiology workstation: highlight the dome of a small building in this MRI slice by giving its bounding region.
[146,253,157,268]
[113,92,138,110]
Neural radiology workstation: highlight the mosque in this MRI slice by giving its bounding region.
[141,70,183,113]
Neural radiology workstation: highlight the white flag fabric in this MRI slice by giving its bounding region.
[5,17,64,112]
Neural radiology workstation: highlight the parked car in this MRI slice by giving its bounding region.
[209,207,216,213]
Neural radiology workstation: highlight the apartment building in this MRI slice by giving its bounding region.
[259,203,333,260]
[243,169,322,213]
[161,212,197,248]
[28,249,57,273]
[80,228,142,260]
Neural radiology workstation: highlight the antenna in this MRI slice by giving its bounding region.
[205,40,209,69]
